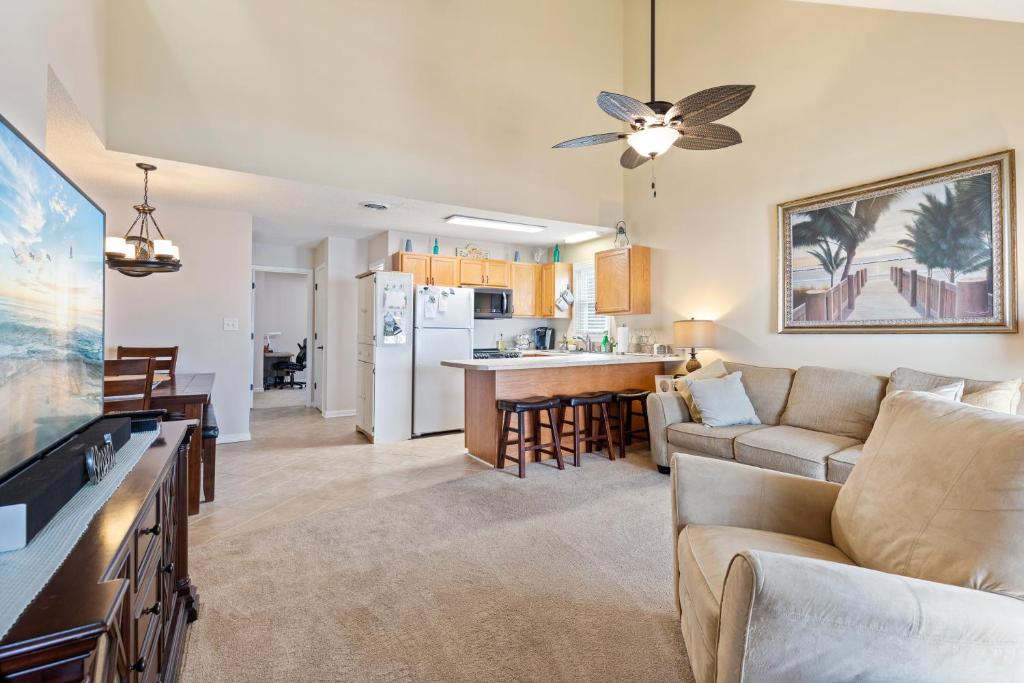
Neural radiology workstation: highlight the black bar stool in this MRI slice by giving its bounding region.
[556,391,615,466]
[608,389,652,460]
[496,396,565,478]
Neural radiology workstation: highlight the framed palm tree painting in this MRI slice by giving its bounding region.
[778,150,1016,333]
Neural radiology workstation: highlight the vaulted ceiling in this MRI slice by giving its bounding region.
[791,0,1024,24]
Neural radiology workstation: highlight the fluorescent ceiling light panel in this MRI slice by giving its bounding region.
[563,230,601,244]
[444,215,545,233]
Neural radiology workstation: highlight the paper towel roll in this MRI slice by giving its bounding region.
[616,324,630,354]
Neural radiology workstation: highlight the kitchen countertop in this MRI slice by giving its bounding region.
[441,352,685,371]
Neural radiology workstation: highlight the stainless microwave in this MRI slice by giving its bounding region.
[473,287,513,319]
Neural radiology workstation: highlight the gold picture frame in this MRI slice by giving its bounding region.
[778,150,1017,333]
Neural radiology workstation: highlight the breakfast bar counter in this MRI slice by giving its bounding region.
[442,353,685,466]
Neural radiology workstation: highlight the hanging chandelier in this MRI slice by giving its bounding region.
[104,162,182,277]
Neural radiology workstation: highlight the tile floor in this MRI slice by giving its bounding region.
[252,388,307,409]
[188,405,489,546]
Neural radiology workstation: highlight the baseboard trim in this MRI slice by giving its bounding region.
[217,432,252,444]
[322,409,356,418]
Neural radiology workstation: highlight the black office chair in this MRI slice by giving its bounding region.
[273,339,307,389]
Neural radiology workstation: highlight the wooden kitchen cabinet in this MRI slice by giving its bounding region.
[595,246,651,315]
[429,255,459,286]
[459,259,510,287]
[392,252,460,286]
[539,262,573,318]
[510,263,539,317]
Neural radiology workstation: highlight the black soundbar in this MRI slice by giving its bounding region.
[0,416,133,552]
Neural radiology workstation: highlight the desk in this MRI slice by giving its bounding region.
[263,351,292,389]
[152,373,214,515]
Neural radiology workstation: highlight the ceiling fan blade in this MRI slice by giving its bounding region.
[667,85,755,127]
[597,91,656,124]
[552,132,626,149]
[620,146,650,169]
[674,123,743,150]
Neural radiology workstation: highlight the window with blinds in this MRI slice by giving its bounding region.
[571,262,610,337]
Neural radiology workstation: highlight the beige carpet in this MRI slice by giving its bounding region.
[181,455,694,682]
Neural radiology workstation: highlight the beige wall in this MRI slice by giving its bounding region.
[252,242,315,270]
[99,194,255,440]
[621,0,1023,381]
[0,0,107,148]
[322,237,367,416]
[104,0,625,227]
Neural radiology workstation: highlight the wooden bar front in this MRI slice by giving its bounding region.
[464,361,676,466]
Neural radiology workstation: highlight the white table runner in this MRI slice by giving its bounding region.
[0,427,160,638]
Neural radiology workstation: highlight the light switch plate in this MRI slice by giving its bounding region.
[223,317,239,331]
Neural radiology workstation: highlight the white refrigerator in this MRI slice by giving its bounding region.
[356,271,413,443]
[413,286,473,436]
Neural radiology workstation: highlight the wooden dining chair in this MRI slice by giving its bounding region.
[117,346,179,379]
[103,358,156,413]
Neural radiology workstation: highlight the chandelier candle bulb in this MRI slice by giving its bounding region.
[104,236,128,257]
[153,239,175,259]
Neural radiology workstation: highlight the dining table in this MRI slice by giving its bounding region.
[151,372,215,515]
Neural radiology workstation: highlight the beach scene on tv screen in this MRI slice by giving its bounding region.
[0,120,103,474]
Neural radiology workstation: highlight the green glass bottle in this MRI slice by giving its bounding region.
[601,331,609,353]
[553,243,560,262]
[432,238,439,255]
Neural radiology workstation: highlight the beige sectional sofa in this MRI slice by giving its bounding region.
[648,362,1023,483]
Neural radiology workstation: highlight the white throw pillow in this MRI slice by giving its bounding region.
[929,381,965,400]
[673,358,727,422]
[684,372,761,428]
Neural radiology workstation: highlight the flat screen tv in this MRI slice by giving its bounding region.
[0,113,104,482]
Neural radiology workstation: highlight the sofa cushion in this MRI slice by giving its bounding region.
[734,425,861,479]
[963,379,1023,415]
[667,422,768,460]
[826,445,862,484]
[888,367,1024,416]
[722,362,794,425]
[677,524,854,678]
[832,391,1024,600]
[781,366,887,441]
[674,359,728,422]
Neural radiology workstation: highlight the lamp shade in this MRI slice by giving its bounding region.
[673,319,716,349]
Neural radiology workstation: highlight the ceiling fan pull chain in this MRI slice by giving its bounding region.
[651,162,657,199]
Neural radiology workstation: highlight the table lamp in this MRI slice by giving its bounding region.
[673,318,716,373]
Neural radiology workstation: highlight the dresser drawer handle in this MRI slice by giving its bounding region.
[162,561,175,574]
[131,656,147,673]
[141,523,161,536]
[143,601,161,616]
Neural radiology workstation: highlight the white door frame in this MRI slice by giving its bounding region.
[251,265,314,407]
[313,264,327,414]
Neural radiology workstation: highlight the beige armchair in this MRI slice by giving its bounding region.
[671,391,1024,682]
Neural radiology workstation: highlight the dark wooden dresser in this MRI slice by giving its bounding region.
[0,421,199,682]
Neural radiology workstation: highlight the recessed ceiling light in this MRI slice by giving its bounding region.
[563,230,601,244]
[445,215,545,233]
[361,202,389,211]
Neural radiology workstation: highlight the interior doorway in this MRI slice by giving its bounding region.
[251,266,313,410]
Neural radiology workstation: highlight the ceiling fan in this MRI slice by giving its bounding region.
[553,0,755,172]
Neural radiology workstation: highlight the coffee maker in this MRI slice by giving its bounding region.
[533,326,555,350]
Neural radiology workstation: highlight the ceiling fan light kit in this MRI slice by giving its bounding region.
[553,0,755,193]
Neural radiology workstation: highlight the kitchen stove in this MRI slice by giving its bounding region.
[472,348,523,360]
